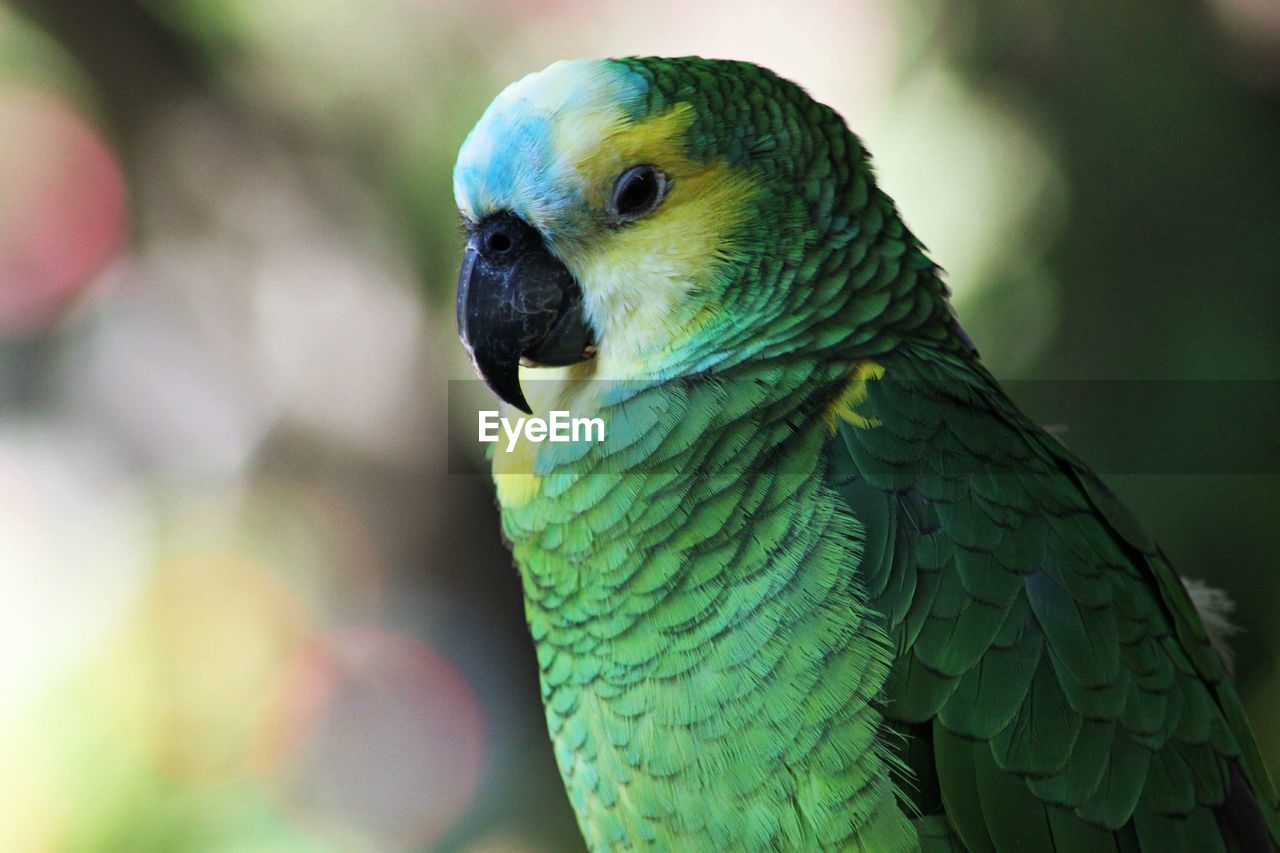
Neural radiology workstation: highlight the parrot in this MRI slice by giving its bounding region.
[452,56,1280,851]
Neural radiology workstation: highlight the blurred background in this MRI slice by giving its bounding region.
[1,0,1277,850]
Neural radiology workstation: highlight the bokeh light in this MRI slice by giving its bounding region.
[0,85,127,334]
[274,629,486,850]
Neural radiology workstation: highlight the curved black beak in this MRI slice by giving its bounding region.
[456,212,595,413]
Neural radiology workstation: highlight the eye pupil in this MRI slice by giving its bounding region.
[618,171,656,213]
[610,165,667,221]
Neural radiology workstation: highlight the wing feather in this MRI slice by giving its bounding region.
[826,346,1280,850]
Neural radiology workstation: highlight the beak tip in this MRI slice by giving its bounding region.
[502,386,533,415]
[464,347,534,415]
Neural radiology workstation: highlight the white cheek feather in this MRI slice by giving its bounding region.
[576,243,705,380]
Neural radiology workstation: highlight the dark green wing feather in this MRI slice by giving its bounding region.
[825,344,1280,851]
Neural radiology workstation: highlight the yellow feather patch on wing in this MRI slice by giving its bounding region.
[826,361,886,432]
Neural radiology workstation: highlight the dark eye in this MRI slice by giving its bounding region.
[608,165,668,222]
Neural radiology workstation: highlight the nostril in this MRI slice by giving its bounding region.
[486,232,512,254]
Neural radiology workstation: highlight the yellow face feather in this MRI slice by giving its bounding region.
[558,103,759,380]
[454,59,761,385]
[492,435,541,507]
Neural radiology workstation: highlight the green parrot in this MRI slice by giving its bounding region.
[452,57,1280,851]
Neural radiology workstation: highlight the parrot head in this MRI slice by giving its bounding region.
[454,57,935,412]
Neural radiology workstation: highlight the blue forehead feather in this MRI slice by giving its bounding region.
[453,59,650,235]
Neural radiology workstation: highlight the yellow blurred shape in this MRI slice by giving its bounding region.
[96,554,314,783]
[0,728,63,852]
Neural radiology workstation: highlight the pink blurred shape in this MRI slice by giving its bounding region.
[0,86,128,334]
[268,628,487,849]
